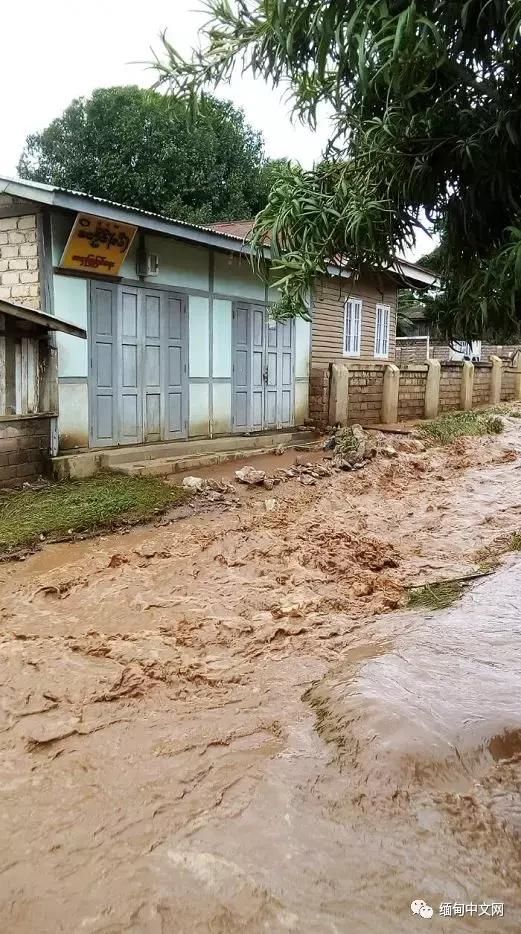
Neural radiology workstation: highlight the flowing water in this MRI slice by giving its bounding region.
[2,423,521,931]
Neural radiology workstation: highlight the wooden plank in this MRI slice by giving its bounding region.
[0,336,5,415]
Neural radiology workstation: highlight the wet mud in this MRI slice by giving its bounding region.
[2,420,521,931]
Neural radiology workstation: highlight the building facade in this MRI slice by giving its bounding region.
[0,177,433,453]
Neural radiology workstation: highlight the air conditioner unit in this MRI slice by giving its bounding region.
[136,251,159,277]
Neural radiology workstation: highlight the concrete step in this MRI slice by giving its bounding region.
[112,442,319,478]
[52,430,320,480]
[98,430,317,468]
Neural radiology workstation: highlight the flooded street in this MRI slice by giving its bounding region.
[2,421,521,931]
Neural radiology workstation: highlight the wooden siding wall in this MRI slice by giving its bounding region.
[311,272,397,369]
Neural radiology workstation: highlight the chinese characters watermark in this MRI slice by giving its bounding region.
[411,898,505,920]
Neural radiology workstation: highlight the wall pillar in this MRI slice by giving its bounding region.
[513,355,521,402]
[381,364,400,424]
[489,355,502,404]
[460,360,474,411]
[424,359,441,419]
[328,363,349,426]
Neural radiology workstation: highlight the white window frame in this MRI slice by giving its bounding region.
[343,298,362,357]
[374,303,391,359]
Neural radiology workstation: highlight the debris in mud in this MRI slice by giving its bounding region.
[182,476,206,492]
[323,425,381,470]
[235,466,267,485]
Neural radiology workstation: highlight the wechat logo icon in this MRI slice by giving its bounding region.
[411,899,434,919]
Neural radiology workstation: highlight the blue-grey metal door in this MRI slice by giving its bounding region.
[89,283,187,447]
[232,303,294,432]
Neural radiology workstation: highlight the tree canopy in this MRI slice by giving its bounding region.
[18,85,280,225]
[155,1,521,335]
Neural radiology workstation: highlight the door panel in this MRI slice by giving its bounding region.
[233,304,250,431]
[251,305,264,431]
[119,287,141,444]
[163,294,187,439]
[143,292,162,442]
[90,282,117,446]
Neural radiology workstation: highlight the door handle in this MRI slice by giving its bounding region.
[262,365,269,384]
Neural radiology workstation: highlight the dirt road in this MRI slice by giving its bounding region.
[2,421,521,932]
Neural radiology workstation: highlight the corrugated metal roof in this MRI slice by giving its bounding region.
[0,176,438,287]
[0,175,245,243]
[207,220,255,240]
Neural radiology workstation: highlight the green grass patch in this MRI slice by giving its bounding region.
[0,472,188,555]
[418,410,504,445]
[407,580,467,610]
[487,403,521,418]
[505,531,521,551]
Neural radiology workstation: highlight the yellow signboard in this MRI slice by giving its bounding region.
[59,213,137,276]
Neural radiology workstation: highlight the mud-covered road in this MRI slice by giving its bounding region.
[2,421,521,932]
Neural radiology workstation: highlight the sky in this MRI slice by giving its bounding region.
[0,0,433,261]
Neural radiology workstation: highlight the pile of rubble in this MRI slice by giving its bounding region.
[180,425,427,502]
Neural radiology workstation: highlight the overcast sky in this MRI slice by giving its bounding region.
[1,0,433,260]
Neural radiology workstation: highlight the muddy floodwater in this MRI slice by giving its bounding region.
[2,421,521,931]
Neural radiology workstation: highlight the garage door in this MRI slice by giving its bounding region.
[89,283,188,447]
[232,303,295,432]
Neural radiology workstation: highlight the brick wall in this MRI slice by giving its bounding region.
[395,339,429,365]
[439,363,463,412]
[472,365,491,407]
[0,416,51,488]
[346,365,385,425]
[309,367,330,427]
[501,366,516,401]
[397,366,428,421]
[0,195,40,308]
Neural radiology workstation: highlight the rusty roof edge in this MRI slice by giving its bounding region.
[0,297,87,339]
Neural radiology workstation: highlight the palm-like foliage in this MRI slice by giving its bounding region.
[156,1,521,334]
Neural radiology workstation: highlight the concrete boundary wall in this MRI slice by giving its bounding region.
[309,357,521,428]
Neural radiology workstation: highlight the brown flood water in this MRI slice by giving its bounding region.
[2,420,521,931]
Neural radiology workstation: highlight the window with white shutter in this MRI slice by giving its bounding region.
[374,304,390,358]
[343,298,362,356]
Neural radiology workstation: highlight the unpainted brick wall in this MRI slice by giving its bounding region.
[472,365,491,407]
[397,366,428,421]
[501,366,516,401]
[346,366,385,425]
[0,416,51,488]
[0,195,40,308]
[309,368,330,427]
[395,339,429,366]
[439,363,463,412]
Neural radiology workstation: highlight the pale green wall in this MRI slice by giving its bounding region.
[212,383,232,433]
[58,382,89,449]
[189,296,210,378]
[214,252,265,300]
[144,235,210,291]
[189,384,210,437]
[295,317,311,380]
[54,275,88,378]
[212,299,232,378]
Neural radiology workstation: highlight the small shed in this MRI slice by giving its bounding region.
[0,299,86,487]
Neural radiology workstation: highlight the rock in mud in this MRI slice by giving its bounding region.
[264,498,277,512]
[235,466,266,485]
[263,478,275,490]
[331,424,368,469]
[380,445,398,458]
[182,476,205,492]
[395,438,426,454]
